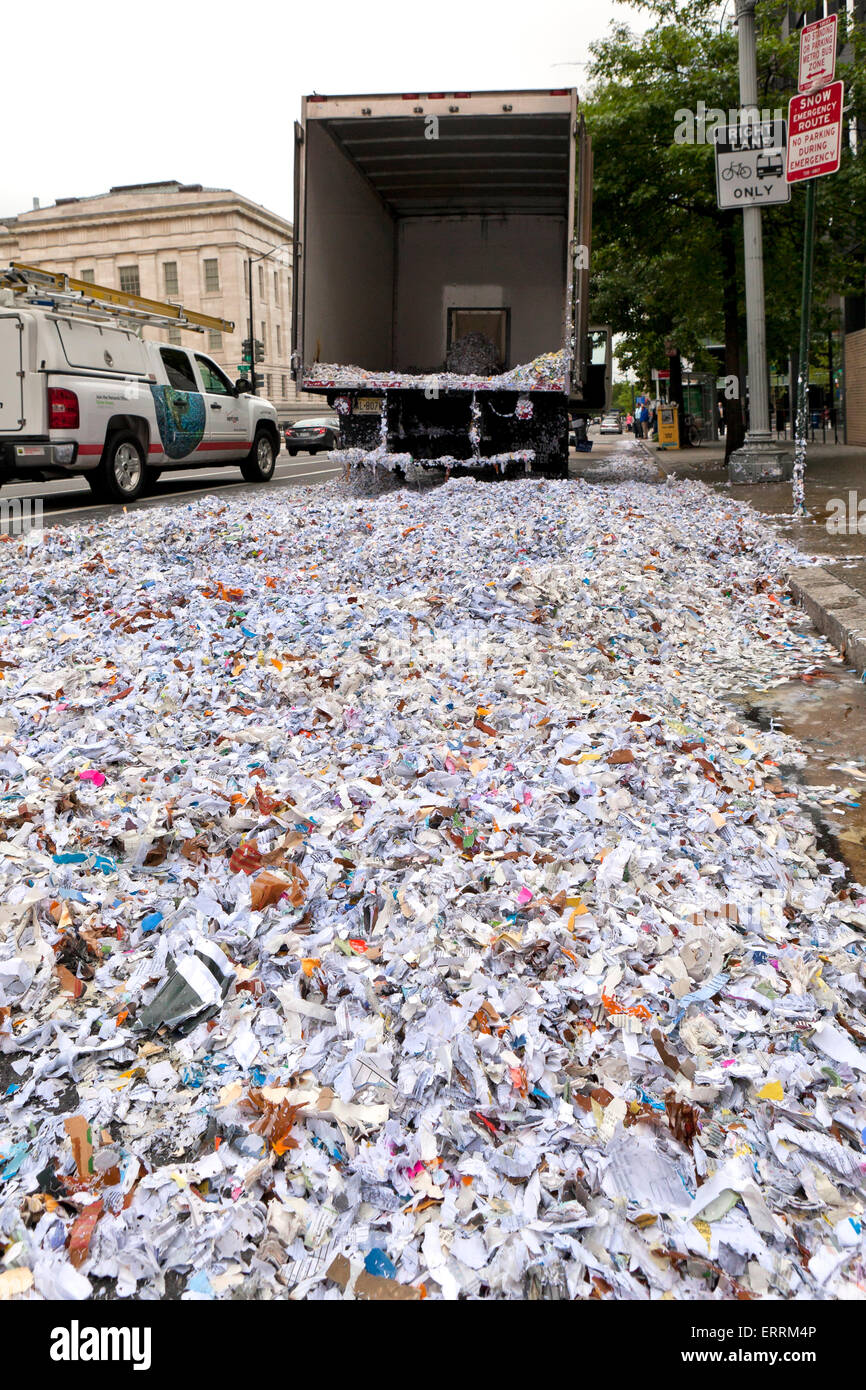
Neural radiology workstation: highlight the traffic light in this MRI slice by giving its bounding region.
[255,340,265,363]
[241,337,252,358]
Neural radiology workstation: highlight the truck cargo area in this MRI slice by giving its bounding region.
[298,93,575,386]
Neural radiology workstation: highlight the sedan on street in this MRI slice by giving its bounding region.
[599,413,623,434]
[284,416,339,456]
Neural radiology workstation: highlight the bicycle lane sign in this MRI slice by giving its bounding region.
[713,119,790,210]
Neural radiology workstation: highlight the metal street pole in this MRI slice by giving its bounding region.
[246,241,291,399]
[247,255,257,395]
[792,178,817,513]
[736,0,771,443]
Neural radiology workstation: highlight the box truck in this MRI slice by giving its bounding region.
[291,89,609,477]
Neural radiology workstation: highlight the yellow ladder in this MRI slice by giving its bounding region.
[1,262,234,334]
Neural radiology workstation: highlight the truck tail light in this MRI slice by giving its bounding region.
[48,387,80,430]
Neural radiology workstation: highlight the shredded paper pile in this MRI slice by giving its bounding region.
[303,348,567,394]
[1,461,865,1302]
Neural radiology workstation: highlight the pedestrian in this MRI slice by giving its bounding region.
[637,401,649,438]
[718,401,725,437]
[649,404,658,438]
[625,411,634,433]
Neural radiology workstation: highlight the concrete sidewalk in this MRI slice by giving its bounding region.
[654,439,866,675]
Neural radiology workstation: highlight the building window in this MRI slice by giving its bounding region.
[267,374,272,397]
[119,265,140,295]
[258,264,264,297]
[167,325,182,346]
[163,261,179,296]
[203,258,220,293]
[80,267,95,283]
[281,374,287,398]
[276,324,281,355]
[274,269,279,300]
[261,321,267,355]
[208,329,223,352]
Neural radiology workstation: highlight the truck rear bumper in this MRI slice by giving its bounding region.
[0,440,97,473]
[329,448,535,472]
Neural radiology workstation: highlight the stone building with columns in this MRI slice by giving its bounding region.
[0,181,307,420]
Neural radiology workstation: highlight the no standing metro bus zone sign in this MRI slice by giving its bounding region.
[786,81,844,183]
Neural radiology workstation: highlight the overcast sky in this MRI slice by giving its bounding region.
[2,0,648,222]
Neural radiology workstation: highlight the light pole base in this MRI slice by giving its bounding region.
[728,438,793,483]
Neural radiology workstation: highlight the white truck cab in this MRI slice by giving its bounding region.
[0,264,281,502]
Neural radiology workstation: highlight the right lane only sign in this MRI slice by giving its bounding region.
[787,82,844,183]
[714,119,790,209]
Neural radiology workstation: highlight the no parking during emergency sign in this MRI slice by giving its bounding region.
[787,82,844,182]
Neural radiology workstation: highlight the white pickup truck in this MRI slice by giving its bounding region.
[0,294,281,502]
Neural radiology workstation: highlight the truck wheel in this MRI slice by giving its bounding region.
[241,428,276,482]
[89,432,145,502]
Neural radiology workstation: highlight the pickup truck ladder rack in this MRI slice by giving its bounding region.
[0,262,235,335]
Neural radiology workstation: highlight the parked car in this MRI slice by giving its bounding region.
[284,416,339,455]
[599,412,623,434]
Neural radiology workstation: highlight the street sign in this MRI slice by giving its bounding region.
[787,82,844,183]
[714,120,790,209]
[798,13,837,93]
[652,368,670,381]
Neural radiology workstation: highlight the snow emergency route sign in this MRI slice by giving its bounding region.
[798,14,837,93]
[714,120,789,210]
[787,82,844,183]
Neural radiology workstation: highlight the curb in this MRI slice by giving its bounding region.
[634,440,668,481]
[788,567,866,678]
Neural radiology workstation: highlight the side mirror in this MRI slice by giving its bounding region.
[235,377,251,393]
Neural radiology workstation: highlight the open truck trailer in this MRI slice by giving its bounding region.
[291,89,609,477]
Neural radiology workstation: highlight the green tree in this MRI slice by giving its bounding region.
[583,0,866,454]
[611,380,636,413]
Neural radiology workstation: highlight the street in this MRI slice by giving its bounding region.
[2,448,342,525]
[5,433,631,525]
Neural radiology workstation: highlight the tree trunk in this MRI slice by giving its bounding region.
[720,213,745,460]
[668,349,684,445]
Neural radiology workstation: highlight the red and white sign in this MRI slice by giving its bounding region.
[652,368,670,381]
[798,14,837,93]
[787,81,844,183]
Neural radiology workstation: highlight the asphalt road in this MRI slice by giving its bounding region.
[5,430,626,529]
[3,449,342,527]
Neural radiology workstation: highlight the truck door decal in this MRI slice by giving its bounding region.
[148,383,206,458]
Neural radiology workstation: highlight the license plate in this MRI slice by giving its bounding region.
[355,396,381,415]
